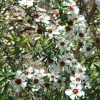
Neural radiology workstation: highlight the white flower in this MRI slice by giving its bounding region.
[34,69,46,77]
[64,47,71,56]
[30,75,44,92]
[75,64,86,75]
[65,84,84,100]
[81,75,89,83]
[63,1,79,18]
[33,13,40,22]
[58,25,72,34]
[22,67,33,79]
[39,14,50,24]
[80,42,95,57]
[18,0,34,7]
[56,38,69,50]
[45,24,60,37]
[74,32,85,42]
[70,74,82,84]
[47,72,59,81]
[53,75,65,88]
[56,57,72,72]
[63,0,76,6]
[66,53,75,63]
[85,80,92,89]
[53,10,59,19]
[48,57,59,71]
[10,71,27,92]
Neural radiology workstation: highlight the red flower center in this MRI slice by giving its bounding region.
[76,77,81,82]
[79,33,84,37]
[86,47,91,51]
[67,20,74,26]
[23,71,29,75]
[45,82,50,88]
[60,61,65,66]
[54,11,59,18]
[68,6,74,11]
[48,29,53,33]
[67,57,72,61]
[60,42,65,46]
[66,50,69,53]
[72,89,79,94]
[83,79,86,82]
[37,28,43,34]
[34,79,39,84]
[51,75,55,78]
[79,69,83,73]
[58,79,62,84]
[15,78,22,85]
[71,70,75,75]
[33,13,39,18]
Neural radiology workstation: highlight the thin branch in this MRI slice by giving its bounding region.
[86,0,97,25]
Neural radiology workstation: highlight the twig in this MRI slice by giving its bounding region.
[74,40,81,59]
[86,0,97,26]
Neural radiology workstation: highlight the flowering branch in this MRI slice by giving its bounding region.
[74,0,97,59]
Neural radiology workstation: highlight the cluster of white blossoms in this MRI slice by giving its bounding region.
[10,67,66,92]
[9,0,98,100]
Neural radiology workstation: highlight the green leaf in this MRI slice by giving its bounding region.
[86,38,94,42]
[18,33,23,40]
[94,64,100,72]
[46,43,52,48]
[52,6,59,9]
[22,34,33,43]
[12,47,21,54]
[38,34,44,43]
[7,73,15,77]
[0,77,4,81]
[20,51,30,56]
[44,37,53,44]
[33,40,38,48]
[10,33,17,42]
[0,70,5,77]
[85,55,98,63]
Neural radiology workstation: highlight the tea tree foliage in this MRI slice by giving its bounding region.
[0,0,100,100]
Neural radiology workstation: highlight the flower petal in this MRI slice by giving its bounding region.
[21,82,27,88]
[65,89,72,96]
[27,67,33,73]
[14,85,21,92]
[20,74,26,81]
